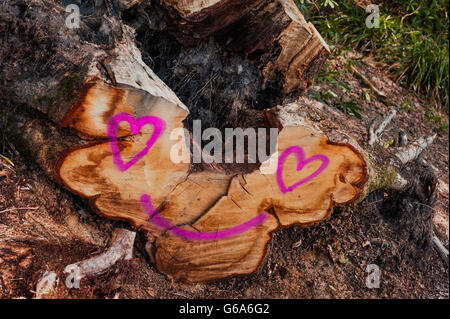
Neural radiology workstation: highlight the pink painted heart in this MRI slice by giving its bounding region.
[107,113,166,172]
[276,146,329,194]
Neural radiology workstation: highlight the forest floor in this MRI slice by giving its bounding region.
[0,48,448,299]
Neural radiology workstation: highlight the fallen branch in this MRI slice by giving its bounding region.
[396,134,437,164]
[368,109,397,146]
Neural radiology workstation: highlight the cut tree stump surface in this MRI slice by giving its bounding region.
[56,82,367,282]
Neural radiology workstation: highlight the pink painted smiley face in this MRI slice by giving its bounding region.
[276,146,329,194]
[108,113,268,241]
[107,113,166,172]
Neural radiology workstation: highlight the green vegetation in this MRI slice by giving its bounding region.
[296,0,449,111]
[309,62,364,118]
[425,109,449,132]
[335,100,363,118]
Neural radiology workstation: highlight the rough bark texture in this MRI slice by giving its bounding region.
[157,0,330,94]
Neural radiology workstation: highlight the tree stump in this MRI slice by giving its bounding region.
[3,0,434,283]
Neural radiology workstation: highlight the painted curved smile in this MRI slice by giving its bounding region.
[140,194,269,241]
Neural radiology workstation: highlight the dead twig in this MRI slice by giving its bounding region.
[401,6,421,25]
[351,65,392,106]
[368,109,397,146]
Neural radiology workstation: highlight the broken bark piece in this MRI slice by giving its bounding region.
[64,228,136,286]
[160,0,330,93]
[396,135,437,164]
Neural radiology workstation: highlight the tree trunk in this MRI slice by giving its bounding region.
[158,0,330,93]
[1,0,437,283]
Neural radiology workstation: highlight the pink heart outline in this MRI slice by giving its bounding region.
[276,146,329,194]
[107,112,166,172]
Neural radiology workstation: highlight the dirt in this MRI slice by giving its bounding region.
[308,50,449,245]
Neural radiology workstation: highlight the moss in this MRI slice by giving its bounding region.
[358,155,398,202]
[362,165,397,202]
[46,73,86,121]
[368,166,397,193]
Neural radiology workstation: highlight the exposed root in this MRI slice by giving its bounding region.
[63,228,136,284]
[396,134,437,164]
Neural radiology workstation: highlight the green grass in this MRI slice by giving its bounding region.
[296,0,449,111]
[425,109,449,132]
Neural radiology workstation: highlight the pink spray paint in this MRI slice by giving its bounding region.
[140,194,268,241]
[107,113,166,172]
[276,146,329,194]
[106,113,329,241]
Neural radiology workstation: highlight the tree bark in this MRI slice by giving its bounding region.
[158,0,330,94]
